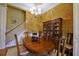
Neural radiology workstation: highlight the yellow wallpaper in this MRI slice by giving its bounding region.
[42,3,73,21]
[41,3,73,36]
[26,11,43,32]
[26,3,73,36]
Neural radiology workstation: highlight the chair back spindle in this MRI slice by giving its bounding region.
[14,34,20,56]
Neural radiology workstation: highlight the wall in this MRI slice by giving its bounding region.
[26,3,73,37]
[73,3,79,56]
[0,4,7,49]
[26,11,43,32]
[6,23,25,44]
[41,3,73,36]
[6,5,26,44]
[6,5,25,32]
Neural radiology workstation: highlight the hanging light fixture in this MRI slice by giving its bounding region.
[30,4,41,15]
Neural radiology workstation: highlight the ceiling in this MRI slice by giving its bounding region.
[9,3,59,14]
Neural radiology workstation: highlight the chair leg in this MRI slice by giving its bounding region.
[54,49,58,56]
[48,49,56,56]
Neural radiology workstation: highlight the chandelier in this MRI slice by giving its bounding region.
[30,4,41,15]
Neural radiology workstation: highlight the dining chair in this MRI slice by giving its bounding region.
[24,32,28,39]
[60,36,66,56]
[48,35,66,56]
[47,37,63,56]
[65,33,73,56]
[53,37,65,56]
[14,34,29,56]
[39,31,43,39]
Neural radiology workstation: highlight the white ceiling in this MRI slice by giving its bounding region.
[9,3,59,14]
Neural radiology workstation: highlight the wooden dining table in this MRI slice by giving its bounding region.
[23,37,55,55]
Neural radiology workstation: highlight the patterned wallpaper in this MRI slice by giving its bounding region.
[6,5,25,33]
[26,3,73,36]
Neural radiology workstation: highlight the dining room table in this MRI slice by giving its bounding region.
[23,37,56,55]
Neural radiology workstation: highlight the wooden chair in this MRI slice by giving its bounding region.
[14,34,29,56]
[47,37,63,56]
[24,32,28,39]
[66,33,73,45]
[65,33,73,56]
[52,36,65,56]
[60,36,66,56]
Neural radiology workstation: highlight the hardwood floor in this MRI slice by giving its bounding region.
[0,48,7,56]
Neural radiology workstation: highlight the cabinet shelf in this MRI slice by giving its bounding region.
[43,18,62,46]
